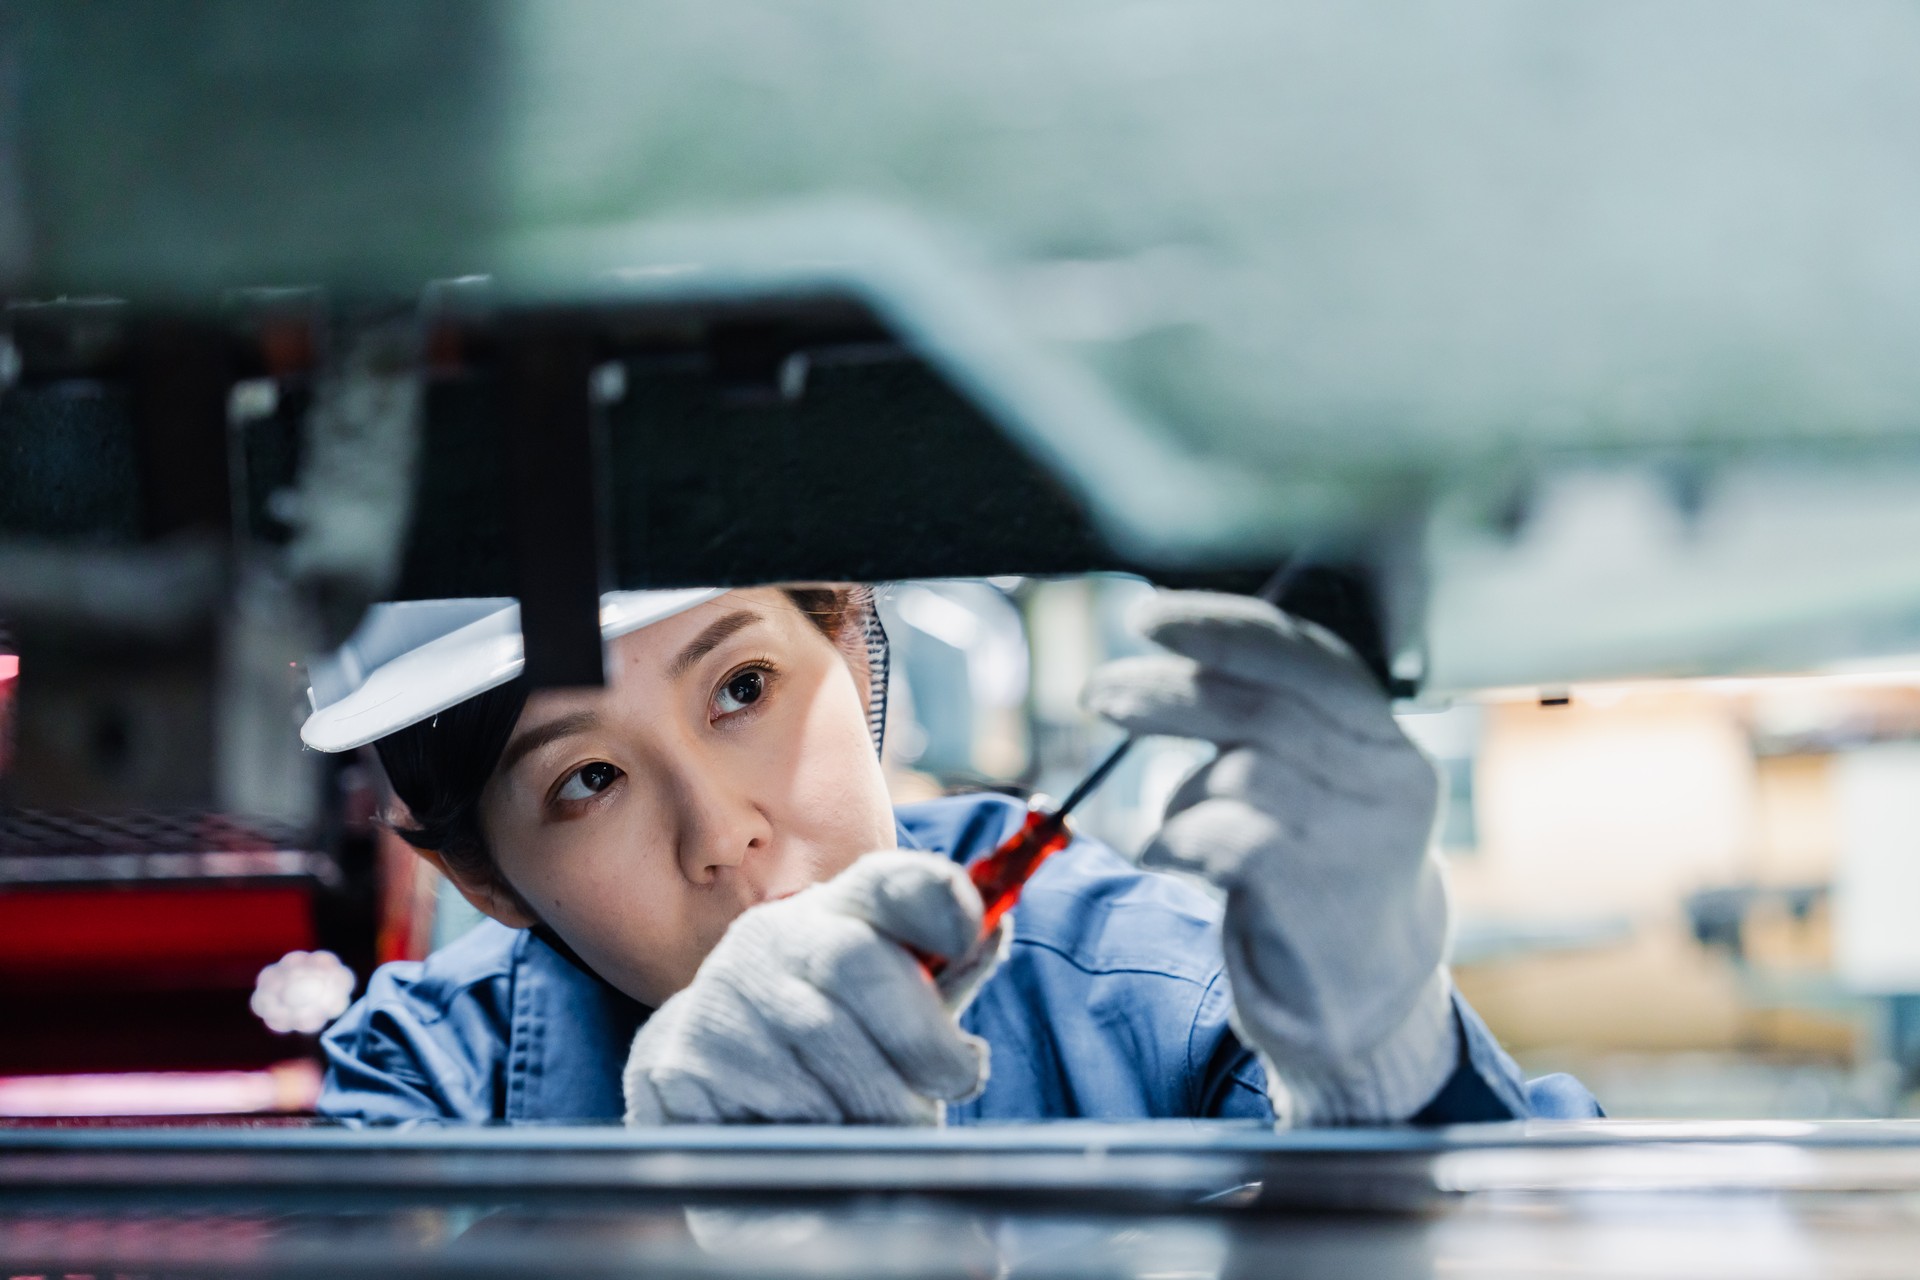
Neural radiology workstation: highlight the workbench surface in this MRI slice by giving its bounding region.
[5,1119,1920,1277]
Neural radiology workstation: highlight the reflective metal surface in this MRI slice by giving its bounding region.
[10,1121,1920,1277]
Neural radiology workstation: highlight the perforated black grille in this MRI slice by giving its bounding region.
[0,809,325,887]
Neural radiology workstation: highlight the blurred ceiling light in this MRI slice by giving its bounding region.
[893,584,1029,708]
[894,585,981,650]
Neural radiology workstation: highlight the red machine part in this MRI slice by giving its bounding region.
[0,886,314,982]
[0,883,322,1078]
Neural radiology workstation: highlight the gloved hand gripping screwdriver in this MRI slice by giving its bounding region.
[921,558,1312,978]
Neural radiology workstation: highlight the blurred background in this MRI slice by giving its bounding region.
[12,574,1920,1122]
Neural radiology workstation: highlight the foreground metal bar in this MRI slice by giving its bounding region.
[11,1121,1920,1277]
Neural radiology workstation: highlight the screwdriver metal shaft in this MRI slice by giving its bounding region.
[925,555,1315,977]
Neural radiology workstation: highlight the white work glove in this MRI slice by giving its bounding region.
[622,850,1009,1126]
[1084,591,1457,1126]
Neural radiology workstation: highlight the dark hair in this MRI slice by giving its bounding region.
[374,585,878,908]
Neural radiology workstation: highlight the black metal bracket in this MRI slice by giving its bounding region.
[502,317,610,689]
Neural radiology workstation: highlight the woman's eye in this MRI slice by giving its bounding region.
[555,761,622,803]
[713,668,766,717]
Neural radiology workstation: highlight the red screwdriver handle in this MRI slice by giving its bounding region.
[920,807,1071,980]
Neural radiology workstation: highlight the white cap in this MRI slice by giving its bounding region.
[300,588,728,753]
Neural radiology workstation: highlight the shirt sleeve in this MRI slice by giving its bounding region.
[1189,968,1279,1121]
[317,959,512,1124]
[1192,975,1604,1123]
[907,794,1604,1125]
[1410,994,1605,1122]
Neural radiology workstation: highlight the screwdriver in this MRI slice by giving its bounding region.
[923,557,1313,978]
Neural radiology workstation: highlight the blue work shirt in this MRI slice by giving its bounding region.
[319,792,1598,1124]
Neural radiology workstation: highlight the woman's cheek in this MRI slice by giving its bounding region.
[539,827,656,939]
[586,860,712,1006]
[778,714,867,826]
[801,762,896,878]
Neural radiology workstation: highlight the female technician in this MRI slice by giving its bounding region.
[307,584,1597,1126]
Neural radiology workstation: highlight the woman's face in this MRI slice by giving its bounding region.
[472,588,897,1007]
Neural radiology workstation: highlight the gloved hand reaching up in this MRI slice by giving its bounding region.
[1084,591,1457,1126]
[623,851,1008,1126]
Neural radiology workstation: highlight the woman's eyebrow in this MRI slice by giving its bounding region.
[499,710,601,779]
[666,610,763,680]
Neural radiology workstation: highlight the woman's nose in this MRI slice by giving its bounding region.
[677,785,772,885]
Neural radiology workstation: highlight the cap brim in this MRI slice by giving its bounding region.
[300,588,728,753]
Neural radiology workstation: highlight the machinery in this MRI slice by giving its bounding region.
[11,2,1920,1274]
